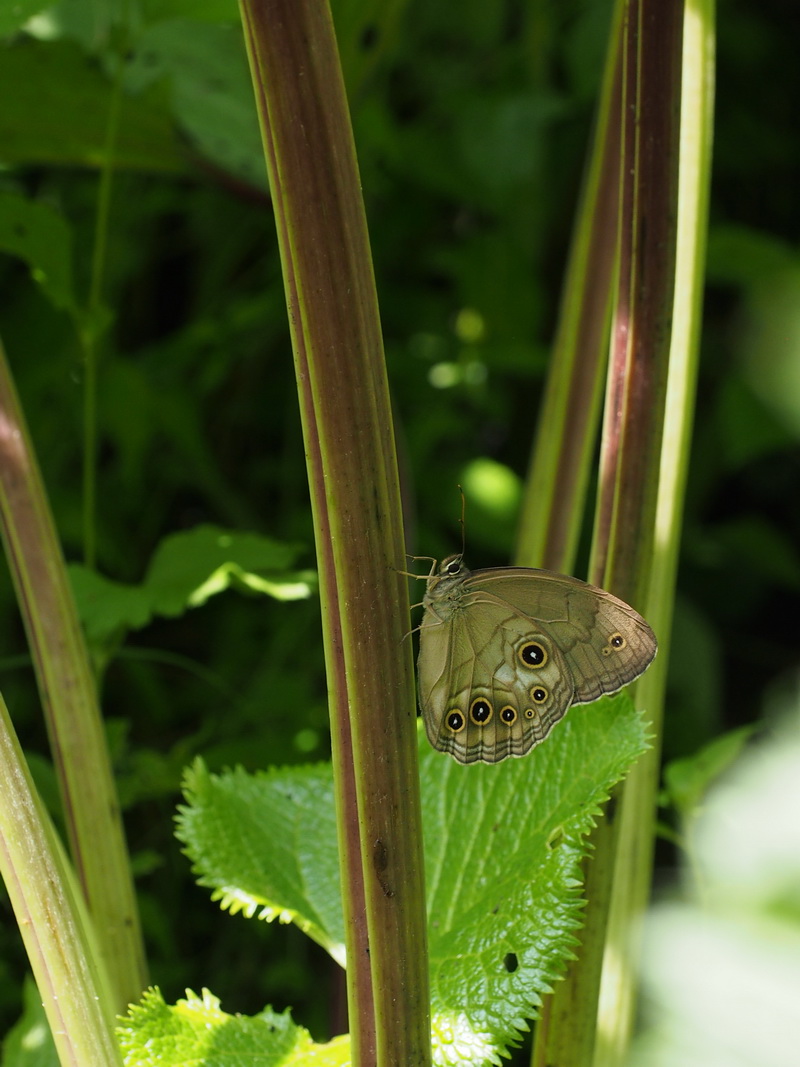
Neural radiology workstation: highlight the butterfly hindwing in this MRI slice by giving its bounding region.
[419,595,574,763]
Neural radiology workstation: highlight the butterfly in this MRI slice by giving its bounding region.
[416,555,657,764]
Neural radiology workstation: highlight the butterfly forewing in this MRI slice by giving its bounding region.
[465,568,658,704]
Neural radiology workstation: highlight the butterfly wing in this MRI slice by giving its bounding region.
[417,566,657,764]
[418,592,576,763]
[467,568,657,704]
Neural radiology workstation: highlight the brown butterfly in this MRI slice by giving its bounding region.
[417,555,657,764]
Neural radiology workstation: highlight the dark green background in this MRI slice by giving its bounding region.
[0,0,797,1054]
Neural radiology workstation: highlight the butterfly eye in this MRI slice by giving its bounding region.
[445,559,461,575]
[519,642,547,668]
[530,687,548,704]
[602,632,627,656]
[446,710,466,733]
[500,706,517,725]
[470,698,493,725]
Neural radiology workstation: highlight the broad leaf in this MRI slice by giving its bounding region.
[123,20,266,190]
[1,977,58,1067]
[178,761,345,965]
[177,693,648,1063]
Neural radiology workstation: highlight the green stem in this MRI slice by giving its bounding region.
[81,60,122,569]
[516,0,623,573]
[239,1,431,1063]
[0,689,121,1065]
[531,0,705,1063]
[0,340,148,1011]
[594,4,715,1062]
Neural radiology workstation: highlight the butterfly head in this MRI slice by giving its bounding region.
[440,554,467,579]
[423,554,472,612]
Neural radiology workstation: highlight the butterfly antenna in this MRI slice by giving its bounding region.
[457,484,466,559]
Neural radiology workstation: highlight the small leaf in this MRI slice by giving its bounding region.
[662,725,756,823]
[144,524,310,616]
[118,987,350,1066]
[124,20,267,189]
[69,525,313,649]
[1,975,58,1067]
[0,192,76,313]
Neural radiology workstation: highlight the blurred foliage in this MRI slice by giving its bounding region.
[633,698,800,1067]
[0,0,798,1058]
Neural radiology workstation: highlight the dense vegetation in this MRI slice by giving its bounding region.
[0,0,798,1063]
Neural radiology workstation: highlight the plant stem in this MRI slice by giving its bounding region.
[531,0,698,1063]
[594,4,715,1061]
[239,1,431,1063]
[81,62,122,570]
[0,688,122,1065]
[0,340,148,1011]
[516,0,623,574]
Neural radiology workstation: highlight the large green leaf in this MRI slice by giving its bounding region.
[422,698,647,1064]
[123,20,266,190]
[175,693,648,1064]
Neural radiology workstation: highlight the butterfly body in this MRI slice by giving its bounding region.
[418,555,657,764]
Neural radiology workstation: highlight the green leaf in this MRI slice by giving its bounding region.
[714,376,795,470]
[1,977,58,1067]
[736,263,800,438]
[141,0,240,24]
[662,725,757,823]
[123,20,267,189]
[0,0,51,39]
[711,516,800,591]
[69,525,314,647]
[706,223,796,287]
[0,39,187,172]
[423,697,647,1064]
[0,193,76,313]
[118,988,350,1066]
[177,760,346,965]
[143,524,312,615]
[456,92,569,193]
[177,694,648,1063]
[68,565,155,644]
